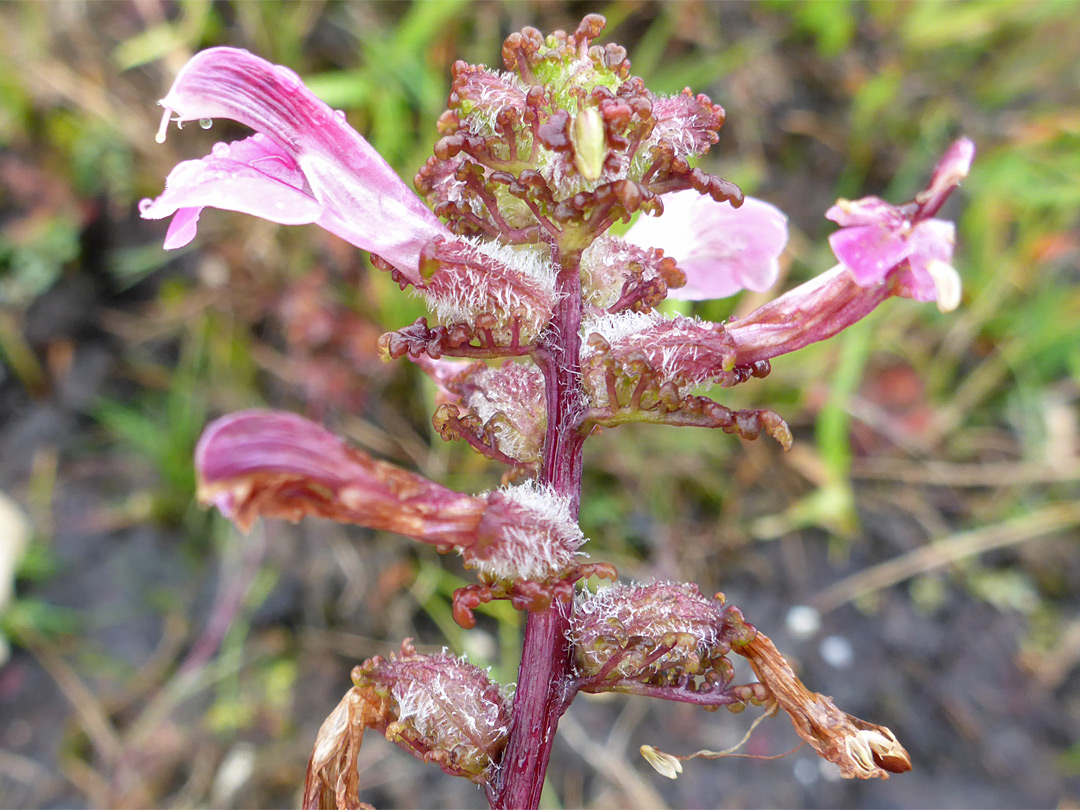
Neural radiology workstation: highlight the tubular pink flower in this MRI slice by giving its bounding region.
[623,191,788,300]
[725,264,891,366]
[140,47,451,283]
[826,137,974,311]
[195,410,584,583]
[195,409,483,543]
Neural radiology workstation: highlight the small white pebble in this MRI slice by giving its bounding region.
[211,742,255,805]
[819,635,854,669]
[785,605,821,640]
[793,757,819,786]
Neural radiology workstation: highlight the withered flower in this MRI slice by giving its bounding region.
[735,631,911,779]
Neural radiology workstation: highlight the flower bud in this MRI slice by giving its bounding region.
[642,89,726,163]
[415,356,546,464]
[473,481,586,583]
[570,582,754,687]
[357,640,512,782]
[572,107,607,181]
[581,312,738,407]
[579,235,685,310]
[304,640,512,808]
[420,237,557,345]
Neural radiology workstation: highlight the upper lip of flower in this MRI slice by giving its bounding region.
[141,46,448,282]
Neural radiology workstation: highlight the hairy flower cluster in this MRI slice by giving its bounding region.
[472,480,585,582]
[569,582,763,709]
[415,14,741,262]
[417,355,547,465]
[304,639,511,808]
[581,311,739,403]
[579,235,686,310]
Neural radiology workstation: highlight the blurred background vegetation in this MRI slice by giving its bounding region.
[0,1,1077,808]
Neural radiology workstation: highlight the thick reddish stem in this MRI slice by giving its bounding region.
[492,259,585,810]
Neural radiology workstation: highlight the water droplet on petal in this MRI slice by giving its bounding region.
[138,198,153,215]
[334,109,347,122]
[199,118,213,130]
[212,142,231,159]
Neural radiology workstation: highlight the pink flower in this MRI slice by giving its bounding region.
[195,410,585,583]
[140,47,455,283]
[623,190,788,300]
[826,138,974,312]
[141,48,559,336]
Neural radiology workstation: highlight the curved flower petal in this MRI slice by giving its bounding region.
[624,191,787,300]
[725,265,891,367]
[145,47,447,280]
[195,409,483,540]
[196,410,583,583]
[825,138,973,308]
[141,134,323,249]
[164,207,202,250]
[824,196,902,229]
[902,218,957,303]
[917,137,975,219]
[828,223,914,287]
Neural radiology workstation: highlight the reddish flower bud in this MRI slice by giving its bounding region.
[579,235,685,310]
[581,312,738,405]
[304,640,511,808]
[419,238,557,345]
[569,582,760,710]
[358,640,512,781]
[415,356,546,464]
[472,481,585,582]
[642,89,726,163]
[572,582,745,679]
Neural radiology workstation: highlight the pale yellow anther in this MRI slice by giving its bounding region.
[571,108,606,182]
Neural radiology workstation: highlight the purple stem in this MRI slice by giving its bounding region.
[491,258,586,810]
